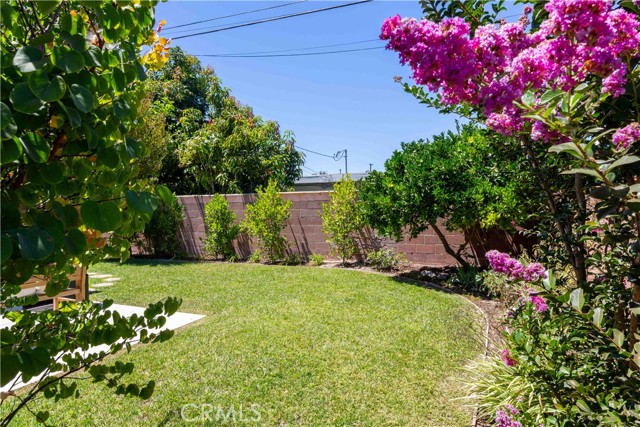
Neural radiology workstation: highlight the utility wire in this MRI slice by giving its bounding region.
[302,165,319,175]
[196,46,383,58]
[193,39,381,57]
[172,0,373,41]
[163,0,309,30]
[296,146,336,159]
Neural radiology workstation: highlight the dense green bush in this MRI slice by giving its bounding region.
[243,180,291,263]
[321,174,365,263]
[204,194,239,259]
[365,248,406,271]
[360,123,536,242]
[137,195,185,258]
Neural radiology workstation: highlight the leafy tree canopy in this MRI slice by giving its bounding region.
[144,47,304,194]
[360,123,538,240]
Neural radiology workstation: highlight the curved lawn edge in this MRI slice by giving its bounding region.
[6,261,486,427]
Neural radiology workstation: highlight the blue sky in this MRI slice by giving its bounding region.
[156,1,519,175]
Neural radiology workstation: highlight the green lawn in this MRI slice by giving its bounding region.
[9,261,483,426]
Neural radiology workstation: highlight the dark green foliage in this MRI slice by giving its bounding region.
[137,196,185,258]
[365,249,407,271]
[147,48,305,195]
[360,123,537,240]
[204,194,239,259]
[0,1,181,423]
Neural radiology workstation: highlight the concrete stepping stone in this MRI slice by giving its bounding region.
[103,277,121,282]
[91,283,114,288]
[88,274,112,279]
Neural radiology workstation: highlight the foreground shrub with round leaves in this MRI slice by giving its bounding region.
[1,1,181,424]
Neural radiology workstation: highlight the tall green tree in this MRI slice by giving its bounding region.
[145,48,304,195]
[0,2,180,424]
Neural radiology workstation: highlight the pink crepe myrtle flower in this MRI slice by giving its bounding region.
[612,123,640,151]
[380,0,640,138]
[528,293,549,313]
[496,404,522,427]
[501,349,517,367]
[485,250,547,282]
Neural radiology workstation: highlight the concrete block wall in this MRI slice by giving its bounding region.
[177,191,529,267]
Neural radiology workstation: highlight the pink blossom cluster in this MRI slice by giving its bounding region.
[380,0,640,141]
[528,293,549,313]
[612,122,640,150]
[496,404,522,427]
[485,250,547,282]
[501,349,517,367]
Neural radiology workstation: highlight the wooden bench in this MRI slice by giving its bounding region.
[14,266,88,310]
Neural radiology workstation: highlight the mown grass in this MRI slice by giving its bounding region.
[7,261,483,426]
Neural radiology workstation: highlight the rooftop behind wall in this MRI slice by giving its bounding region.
[178,191,530,267]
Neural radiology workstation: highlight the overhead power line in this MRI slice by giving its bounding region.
[193,39,381,56]
[172,0,373,41]
[163,0,309,30]
[296,146,335,159]
[195,46,383,58]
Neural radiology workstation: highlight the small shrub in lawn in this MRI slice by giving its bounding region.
[448,266,488,295]
[283,253,303,266]
[243,180,291,263]
[322,174,365,263]
[309,253,324,266]
[138,194,186,258]
[204,194,240,260]
[365,249,406,271]
[248,250,262,263]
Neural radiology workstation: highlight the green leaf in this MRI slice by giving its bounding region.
[606,155,640,173]
[576,400,592,414]
[1,233,13,264]
[64,228,87,255]
[613,328,624,347]
[592,307,603,327]
[27,70,66,102]
[16,227,55,260]
[155,185,174,205]
[126,190,160,214]
[560,168,602,180]
[1,138,23,164]
[69,84,94,113]
[60,31,86,52]
[1,119,17,141]
[569,288,584,312]
[540,89,564,105]
[113,98,131,120]
[81,201,122,232]
[113,68,127,92]
[83,46,103,67]
[0,353,19,386]
[124,137,144,158]
[0,102,12,130]
[548,142,584,160]
[521,91,534,107]
[20,132,50,163]
[10,82,46,114]
[58,102,82,128]
[36,0,60,14]
[53,49,85,73]
[13,46,46,73]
